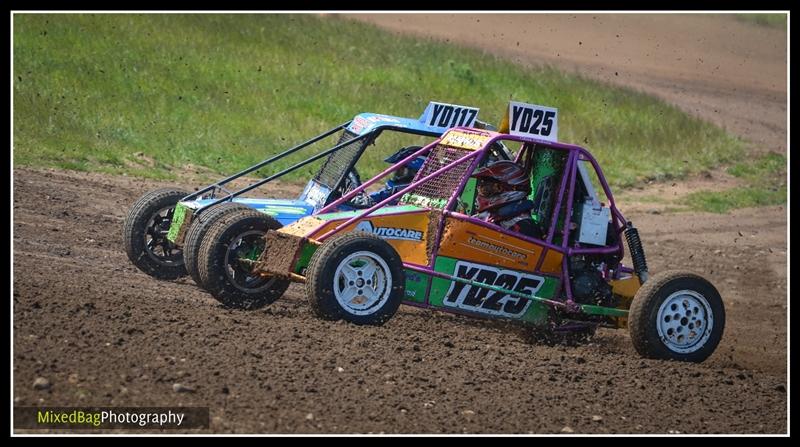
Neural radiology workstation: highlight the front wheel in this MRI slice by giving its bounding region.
[197,208,290,309]
[628,270,725,362]
[122,188,189,279]
[183,202,251,287]
[305,231,405,325]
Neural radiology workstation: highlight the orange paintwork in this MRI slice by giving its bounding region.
[277,216,327,237]
[279,209,565,275]
[538,249,564,275]
[304,211,431,266]
[610,274,641,300]
[437,217,562,273]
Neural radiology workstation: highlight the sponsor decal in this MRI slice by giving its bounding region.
[366,115,401,124]
[440,130,491,150]
[257,206,309,216]
[300,180,331,211]
[419,102,480,131]
[443,260,544,318]
[355,220,423,242]
[347,116,370,134]
[502,101,558,142]
[466,236,528,261]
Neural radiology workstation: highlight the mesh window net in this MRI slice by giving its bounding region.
[399,144,475,209]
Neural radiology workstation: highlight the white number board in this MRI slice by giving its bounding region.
[418,101,480,132]
[505,101,558,142]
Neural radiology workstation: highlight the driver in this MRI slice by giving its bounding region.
[347,146,426,209]
[471,160,541,239]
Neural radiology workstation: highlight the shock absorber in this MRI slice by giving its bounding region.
[625,222,649,283]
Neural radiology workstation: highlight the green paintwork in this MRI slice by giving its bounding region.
[399,193,447,209]
[579,304,629,317]
[166,202,189,243]
[458,177,477,215]
[528,147,568,231]
[257,206,310,216]
[293,242,319,274]
[427,256,555,325]
[402,269,430,304]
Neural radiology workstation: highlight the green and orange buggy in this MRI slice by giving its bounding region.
[197,102,726,363]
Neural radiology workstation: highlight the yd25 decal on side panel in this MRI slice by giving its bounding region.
[443,260,544,318]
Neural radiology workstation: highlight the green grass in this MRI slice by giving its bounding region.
[726,152,786,179]
[735,13,787,29]
[683,186,786,213]
[14,13,745,188]
[683,153,787,213]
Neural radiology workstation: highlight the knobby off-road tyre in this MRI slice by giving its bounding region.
[183,202,250,287]
[628,270,725,363]
[197,208,290,309]
[123,188,189,280]
[305,231,405,325]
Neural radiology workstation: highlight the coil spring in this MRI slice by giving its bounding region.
[625,223,649,281]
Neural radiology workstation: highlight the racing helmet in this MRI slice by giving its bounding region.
[384,146,427,184]
[472,160,531,212]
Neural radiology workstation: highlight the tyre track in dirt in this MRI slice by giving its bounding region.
[13,168,787,433]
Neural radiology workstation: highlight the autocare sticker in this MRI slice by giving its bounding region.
[440,129,491,150]
[443,260,544,318]
[355,220,423,242]
[500,101,558,142]
[418,101,480,131]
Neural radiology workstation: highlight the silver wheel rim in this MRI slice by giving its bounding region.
[144,205,183,266]
[656,290,714,354]
[333,251,392,316]
[224,230,276,293]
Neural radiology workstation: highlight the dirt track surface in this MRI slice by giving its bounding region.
[13,14,788,434]
[13,168,786,434]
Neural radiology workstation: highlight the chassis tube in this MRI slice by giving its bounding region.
[183,122,349,201]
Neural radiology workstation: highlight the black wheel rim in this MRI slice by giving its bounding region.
[224,230,277,292]
[144,205,183,266]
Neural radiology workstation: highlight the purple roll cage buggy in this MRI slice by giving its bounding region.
[194,101,725,363]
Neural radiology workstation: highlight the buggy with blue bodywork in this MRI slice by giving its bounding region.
[123,102,511,289]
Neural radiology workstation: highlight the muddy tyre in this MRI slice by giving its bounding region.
[628,270,725,363]
[306,231,405,325]
[123,188,189,279]
[183,202,251,287]
[197,208,290,309]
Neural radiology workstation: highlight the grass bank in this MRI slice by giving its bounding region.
[14,13,745,189]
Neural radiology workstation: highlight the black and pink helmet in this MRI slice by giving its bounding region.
[472,161,531,212]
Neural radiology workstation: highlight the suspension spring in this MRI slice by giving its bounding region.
[625,222,649,283]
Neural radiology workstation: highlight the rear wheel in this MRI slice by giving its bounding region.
[123,188,189,279]
[197,208,290,309]
[628,270,725,362]
[305,231,405,325]
[183,202,251,287]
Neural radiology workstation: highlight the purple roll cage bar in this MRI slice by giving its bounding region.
[315,127,632,308]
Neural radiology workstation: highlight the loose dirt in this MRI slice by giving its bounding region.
[13,167,786,434]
